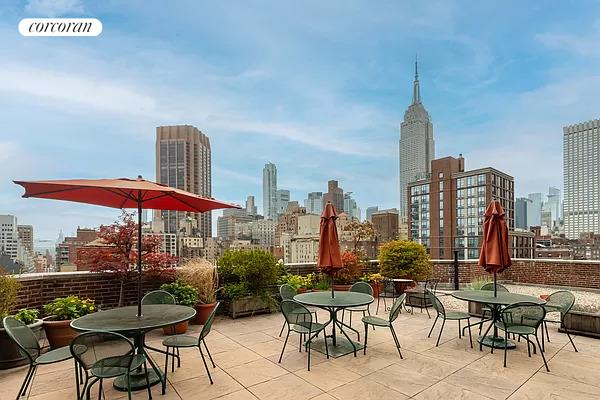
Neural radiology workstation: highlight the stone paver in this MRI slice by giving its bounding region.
[1,304,598,400]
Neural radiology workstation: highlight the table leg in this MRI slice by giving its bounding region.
[478,305,516,350]
[113,332,164,392]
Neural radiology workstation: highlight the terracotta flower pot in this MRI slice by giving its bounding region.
[43,318,78,349]
[194,303,216,325]
[370,282,382,297]
[163,320,188,335]
[297,288,308,294]
[332,284,352,291]
[0,319,43,369]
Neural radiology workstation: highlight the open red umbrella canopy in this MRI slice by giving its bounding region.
[479,200,511,274]
[317,202,342,275]
[13,176,240,212]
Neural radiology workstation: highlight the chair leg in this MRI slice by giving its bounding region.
[18,363,36,399]
[363,323,368,355]
[75,360,81,400]
[376,296,381,314]
[534,333,550,372]
[126,372,132,400]
[436,319,446,346]
[458,320,462,339]
[367,308,375,330]
[390,326,403,359]
[503,329,508,368]
[428,315,439,338]
[97,378,103,400]
[298,331,302,352]
[176,347,181,368]
[203,340,216,368]
[561,316,578,352]
[279,331,290,363]
[198,345,213,384]
[163,346,169,395]
[467,318,473,348]
[144,362,152,400]
[544,320,550,343]
[279,320,286,337]
[171,346,175,372]
[307,339,311,371]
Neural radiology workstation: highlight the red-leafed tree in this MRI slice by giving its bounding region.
[77,211,177,307]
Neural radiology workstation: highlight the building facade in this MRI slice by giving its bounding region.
[155,125,212,238]
[365,206,378,222]
[245,196,257,216]
[275,189,290,217]
[515,197,530,230]
[262,162,278,220]
[372,209,399,244]
[323,180,344,213]
[526,193,542,228]
[564,119,600,239]
[304,192,323,215]
[56,228,99,269]
[343,193,360,221]
[17,225,33,254]
[399,60,434,220]
[408,156,515,260]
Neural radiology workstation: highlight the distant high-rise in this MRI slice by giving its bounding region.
[527,193,542,227]
[17,225,33,253]
[276,189,290,216]
[399,59,435,220]
[343,192,360,221]
[323,180,344,213]
[365,206,379,222]
[245,196,257,216]
[156,125,212,238]
[546,186,561,228]
[263,162,277,220]
[304,192,323,215]
[564,119,600,239]
[515,197,530,230]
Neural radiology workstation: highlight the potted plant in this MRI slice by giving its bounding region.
[43,295,95,349]
[279,273,314,293]
[332,251,364,291]
[178,258,220,325]
[378,240,432,293]
[218,249,285,318]
[360,273,384,297]
[160,279,198,334]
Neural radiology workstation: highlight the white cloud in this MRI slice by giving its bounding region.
[25,0,84,17]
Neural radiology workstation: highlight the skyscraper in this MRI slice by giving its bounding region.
[323,180,344,213]
[245,196,257,216]
[275,189,291,216]
[515,197,530,230]
[546,186,561,228]
[343,192,360,221]
[399,59,435,220]
[156,125,212,238]
[365,206,379,222]
[304,192,323,215]
[564,119,600,239]
[263,162,277,220]
[527,193,542,227]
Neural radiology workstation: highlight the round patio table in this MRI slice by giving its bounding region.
[451,291,545,350]
[294,291,373,358]
[72,304,196,392]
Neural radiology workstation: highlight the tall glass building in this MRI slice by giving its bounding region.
[564,119,600,239]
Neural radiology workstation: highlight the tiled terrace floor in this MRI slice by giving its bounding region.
[2,303,600,400]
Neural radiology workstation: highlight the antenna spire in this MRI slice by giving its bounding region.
[412,55,421,104]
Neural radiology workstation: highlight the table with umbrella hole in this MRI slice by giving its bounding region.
[71,304,196,392]
[452,290,546,350]
[294,291,374,358]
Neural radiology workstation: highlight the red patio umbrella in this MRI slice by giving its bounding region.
[14,176,240,316]
[478,200,511,297]
[317,202,343,298]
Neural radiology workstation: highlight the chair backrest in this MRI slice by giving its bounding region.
[70,331,134,371]
[389,293,407,323]
[199,302,220,341]
[350,281,373,296]
[480,282,509,292]
[427,290,445,317]
[2,316,41,362]
[279,284,297,300]
[142,290,176,305]
[426,279,439,293]
[546,290,575,314]
[280,299,312,326]
[500,302,545,330]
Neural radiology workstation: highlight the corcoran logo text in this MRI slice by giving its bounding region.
[19,18,102,37]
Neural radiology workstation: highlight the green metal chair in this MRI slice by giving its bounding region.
[427,290,473,347]
[376,278,397,314]
[71,330,152,400]
[141,290,179,364]
[494,302,549,372]
[3,316,73,400]
[278,284,317,337]
[479,283,509,334]
[362,293,406,358]
[542,290,577,352]
[162,302,220,386]
[406,279,438,318]
[278,300,329,371]
[342,282,374,337]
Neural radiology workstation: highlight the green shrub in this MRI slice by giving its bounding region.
[0,275,21,319]
[160,279,199,307]
[217,249,285,299]
[470,276,493,290]
[14,308,39,325]
[378,240,432,281]
[43,296,95,321]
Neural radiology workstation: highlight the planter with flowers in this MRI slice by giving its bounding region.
[178,258,220,325]
[332,251,365,291]
[360,273,384,297]
[160,279,198,334]
[43,296,95,349]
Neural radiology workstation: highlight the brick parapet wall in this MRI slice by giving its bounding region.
[14,272,171,314]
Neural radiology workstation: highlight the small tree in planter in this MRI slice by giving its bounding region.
[333,251,365,290]
[217,249,285,318]
[378,240,432,292]
[177,258,219,325]
[43,296,95,349]
[160,279,198,334]
[77,211,177,307]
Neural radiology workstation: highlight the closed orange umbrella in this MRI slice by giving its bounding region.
[478,200,511,296]
[317,202,342,298]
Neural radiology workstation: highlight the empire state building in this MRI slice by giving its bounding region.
[399,60,435,220]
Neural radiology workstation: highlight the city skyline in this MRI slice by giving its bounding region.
[2,1,599,240]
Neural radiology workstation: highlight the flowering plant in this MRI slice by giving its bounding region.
[43,296,95,321]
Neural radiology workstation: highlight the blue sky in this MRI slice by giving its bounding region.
[1,0,600,241]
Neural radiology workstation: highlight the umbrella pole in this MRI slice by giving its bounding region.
[137,196,143,317]
[494,271,497,297]
[331,274,334,298]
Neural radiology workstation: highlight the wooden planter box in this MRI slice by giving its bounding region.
[560,311,600,338]
[227,295,273,319]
